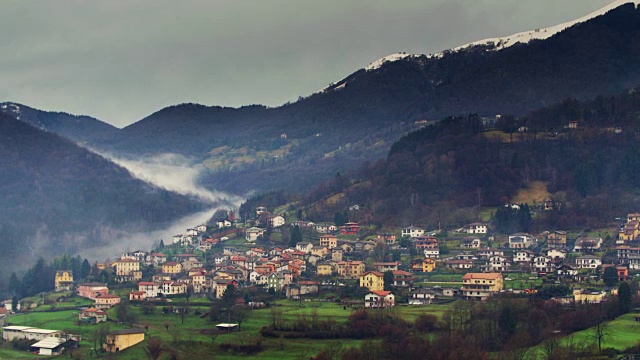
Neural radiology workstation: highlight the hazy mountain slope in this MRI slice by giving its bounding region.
[0,102,119,144]
[0,112,206,273]
[83,3,640,195]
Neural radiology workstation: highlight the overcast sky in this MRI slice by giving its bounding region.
[0,0,614,127]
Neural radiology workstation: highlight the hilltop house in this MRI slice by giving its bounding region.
[54,270,74,292]
[402,226,424,238]
[547,231,568,248]
[465,222,487,234]
[508,233,537,249]
[245,227,265,242]
[319,235,338,249]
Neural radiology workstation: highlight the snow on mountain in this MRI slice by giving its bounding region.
[448,0,640,53]
[363,0,640,72]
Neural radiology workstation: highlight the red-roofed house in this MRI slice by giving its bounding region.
[365,290,395,308]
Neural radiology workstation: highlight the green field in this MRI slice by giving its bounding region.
[563,313,640,350]
[2,299,455,359]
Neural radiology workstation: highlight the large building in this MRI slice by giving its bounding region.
[360,271,384,291]
[103,328,145,353]
[113,259,141,282]
[461,273,504,300]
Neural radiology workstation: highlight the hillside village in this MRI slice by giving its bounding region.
[3,203,640,356]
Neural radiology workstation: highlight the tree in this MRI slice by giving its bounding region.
[158,239,165,250]
[618,281,633,314]
[81,259,91,280]
[602,266,618,287]
[144,336,164,360]
[289,225,303,247]
[592,317,609,352]
[383,271,394,291]
[9,272,21,297]
[222,284,238,309]
[115,302,138,326]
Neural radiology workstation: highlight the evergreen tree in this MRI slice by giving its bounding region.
[158,239,165,250]
[81,259,91,280]
[618,281,633,314]
[222,284,238,309]
[289,225,303,247]
[603,266,619,287]
[383,271,394,291]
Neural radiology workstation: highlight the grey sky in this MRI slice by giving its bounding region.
[0,0,613,127]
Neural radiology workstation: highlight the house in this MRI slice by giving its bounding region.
[364,291,395,308]
[197,224,208,232]
[373,262,399,272]
[113,259,141,282]
[392,270,414,287]
[319,235,338,249]
[129,291,146,301]
[245,227,265,242]
[414,236,438,250]
[146,253,167,266]
[215,280,238,299]
[533,256,556,274]
[575,255,602,269]
[162,262,183,274]
[444,259,474,269]
[336,261,365,278]
[182,259,203,272]
[360,271,385,291]
[460,237,481,249]
[487,256,510,272]
[421,258,437,272]
[79,308,107,324]
[424,248,440,259]
[618,246,640,269]
[461,273,504,300]
[317,263,333,276]
[137,282,161,298]
[216,219,232,228]
[77,283,109,300]
[269,215,286,228]
[546,249,567,261]
[402,226,424,238]
[602,264,630,281]
[557,264,578,278]
[161,281,187,296]
[508,233,537,249]
[296,242,314,253]
[465,222,487,234]
[103,328,145,353]
[513,250,534,263]
[94,294,121,309]
[409,289,438,305]
[477,248,504,259]
[574,236,602,253]
[285,281,319,299]
[547,231,568,248]
[377,233,397,245]
[573,289,606,304]
[340,222,359,235]
[268,273,286,291]
[54,270,74,292]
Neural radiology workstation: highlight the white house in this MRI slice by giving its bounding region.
[465,222,487,234]
[575,255,602,269]
[533,256,556,273]
[513,250,534,263]
[508,233,537,249]
[402,226,424,238]
[488,255,510,272]
[137,282,161,298]
[424,248,440,259]
[364,291,395,308]
[269,215,286,228]
[196,224,208,233]
[245,227,265,242]
[546,249,567,261]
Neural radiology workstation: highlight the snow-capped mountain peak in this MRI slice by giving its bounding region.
[364,0,640,72]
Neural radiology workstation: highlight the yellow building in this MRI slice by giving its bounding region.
[317,263,333,276]
[360,271,384,291]
[162,262,183,274]
[422,258,436,272]
[347,261,365,278]
[461,273,503,300]
[319,235,338,249]
[54,270,74,291]
[114,259,141,282]
[573,290,607,304]
[103,328,145,353]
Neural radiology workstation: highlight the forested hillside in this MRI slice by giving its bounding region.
[84,3,640,195]
[0,113,206,276]
[298,87,640,230]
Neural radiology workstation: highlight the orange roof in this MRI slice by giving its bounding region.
[370,290,391,297]
[361,271,384,277]
[462,273,502,280]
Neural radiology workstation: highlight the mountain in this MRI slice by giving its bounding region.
[0,112,207,274]
[294,89,640,232]
[78,2,640,195]
[0,102,119,145]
